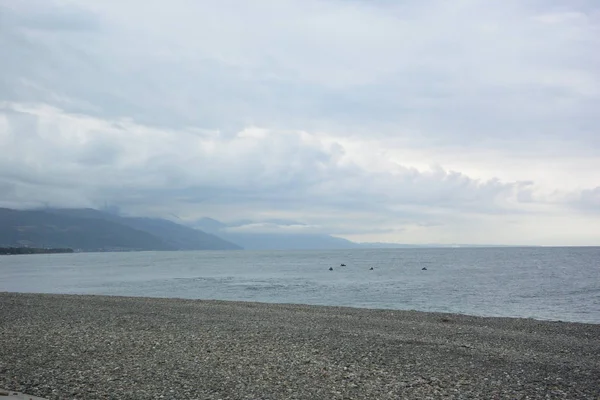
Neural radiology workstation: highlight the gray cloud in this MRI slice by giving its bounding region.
[2,1,599,139]
[0,104,582,227]
[4,3,101,32]
[1,1,599,244]
[571,187,600,214]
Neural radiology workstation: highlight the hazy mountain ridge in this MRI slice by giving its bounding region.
[0,208,171,251]
[0,208,520,252]
[0,208,240,251]
[45,209,241,251]
[192,217,360,250]
[191,217,521,250]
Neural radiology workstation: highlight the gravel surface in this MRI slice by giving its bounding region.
[1,292,599,399]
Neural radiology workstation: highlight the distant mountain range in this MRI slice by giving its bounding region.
[191,217,360,250]
[188,218,518,250]
[0,208,240,252]
[0,207,361,252]
[0,207,514,253]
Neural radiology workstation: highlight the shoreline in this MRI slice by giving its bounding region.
[2,290,597,326]
[0,289,600,326]
[1,292,599,399]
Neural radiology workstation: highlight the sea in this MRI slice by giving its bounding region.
[1,247,599,324]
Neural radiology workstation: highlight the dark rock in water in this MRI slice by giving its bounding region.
[329,267,333,271]
[422,267,427,271]
[340,263,346,267]
[369,267,374,270]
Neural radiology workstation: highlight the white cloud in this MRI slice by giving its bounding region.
[0,0,599,245]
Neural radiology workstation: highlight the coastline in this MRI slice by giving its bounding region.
[0,248,74,255]
[1,292,599,399]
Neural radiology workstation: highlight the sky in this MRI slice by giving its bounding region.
[0,0,599,245]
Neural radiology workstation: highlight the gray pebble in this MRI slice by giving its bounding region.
[1,293,599,399]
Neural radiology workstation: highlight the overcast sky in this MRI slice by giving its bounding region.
[1,0,599,245]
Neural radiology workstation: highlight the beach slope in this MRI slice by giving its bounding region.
[1,293,598,399]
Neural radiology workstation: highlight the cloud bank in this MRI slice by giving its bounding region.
[1,0,599,245]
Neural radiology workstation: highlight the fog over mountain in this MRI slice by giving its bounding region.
[192,217,359,250]
[1,1,599,246]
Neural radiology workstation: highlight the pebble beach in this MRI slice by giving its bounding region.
[1,292,599,399]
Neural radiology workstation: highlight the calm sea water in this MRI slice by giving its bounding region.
[1,247,599,324]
